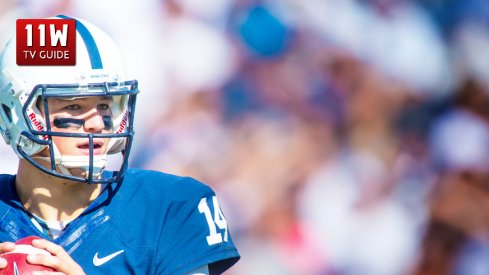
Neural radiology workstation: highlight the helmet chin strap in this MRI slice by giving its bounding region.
[32,155,107,180]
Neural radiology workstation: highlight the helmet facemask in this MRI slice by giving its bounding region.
[17,81,138,184]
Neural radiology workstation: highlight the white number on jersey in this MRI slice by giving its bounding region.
[198,196,229,245]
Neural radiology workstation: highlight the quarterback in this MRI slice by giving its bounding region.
[0,16,239,274]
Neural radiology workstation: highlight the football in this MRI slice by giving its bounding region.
[0,236,55,274]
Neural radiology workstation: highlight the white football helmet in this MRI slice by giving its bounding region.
[0,15,138,184]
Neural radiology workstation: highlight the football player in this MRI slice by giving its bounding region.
[0,16,239,274]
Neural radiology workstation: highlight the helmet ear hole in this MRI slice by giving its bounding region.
[1,104,12,123]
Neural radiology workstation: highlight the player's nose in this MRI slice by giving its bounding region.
[83,112,106,132]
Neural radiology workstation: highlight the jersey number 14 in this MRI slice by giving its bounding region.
[198,196,229,245]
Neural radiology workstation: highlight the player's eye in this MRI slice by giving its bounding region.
[97,103,111,111]
[64,104,81,111]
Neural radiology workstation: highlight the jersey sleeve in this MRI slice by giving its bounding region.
[155,177,240,274]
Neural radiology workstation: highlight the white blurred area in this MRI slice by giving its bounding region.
[2,0,489,274]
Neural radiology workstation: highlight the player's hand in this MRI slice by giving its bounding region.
[0,241,16,269]
[27,238,85,275]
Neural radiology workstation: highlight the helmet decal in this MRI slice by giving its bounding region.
[26,111,48,140]
[115,111,128,134]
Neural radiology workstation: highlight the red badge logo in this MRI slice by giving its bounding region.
[16,19,76,66]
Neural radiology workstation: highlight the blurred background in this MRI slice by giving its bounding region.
[2,0,489,274]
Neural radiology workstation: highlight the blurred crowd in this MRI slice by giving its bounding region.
[2,0,489,274]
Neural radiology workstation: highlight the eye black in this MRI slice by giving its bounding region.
[53,118,84,128]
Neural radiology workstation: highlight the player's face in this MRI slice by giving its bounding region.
[38,96,114,157]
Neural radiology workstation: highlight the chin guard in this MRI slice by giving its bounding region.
[33,154,107,180]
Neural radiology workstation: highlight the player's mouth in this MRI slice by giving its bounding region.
[76,140,105,155]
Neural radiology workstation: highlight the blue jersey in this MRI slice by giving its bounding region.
[0,169,240,274]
